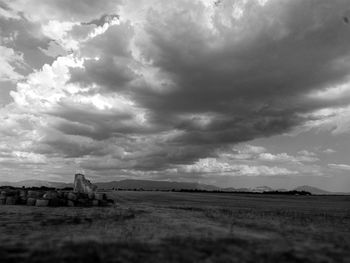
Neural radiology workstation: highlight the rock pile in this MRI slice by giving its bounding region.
[0,189,113,207]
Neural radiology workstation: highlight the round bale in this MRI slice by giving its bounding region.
[27,198,36,206]
[56,191,64,198]
[0,197,6,205]
[43,191,58,200]
[88,192,95,200]
[18,197,28,205]
[67,192,77,201]
[94,193,106,201]
[27,191,40,198]
[36,199,49,207]
[19,190,27,198]
[6,196,18,205]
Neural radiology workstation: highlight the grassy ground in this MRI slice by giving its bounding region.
[0,191,349,262]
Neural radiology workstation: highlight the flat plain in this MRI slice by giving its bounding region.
[0,191,349,262]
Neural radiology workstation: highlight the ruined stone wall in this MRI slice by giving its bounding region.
[74,173,97,194]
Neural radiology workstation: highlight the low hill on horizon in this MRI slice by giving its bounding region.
[0,179,348,195]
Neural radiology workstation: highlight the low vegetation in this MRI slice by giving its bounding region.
[0,191,349,262]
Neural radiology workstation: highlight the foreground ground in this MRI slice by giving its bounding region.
[0,191,349,262]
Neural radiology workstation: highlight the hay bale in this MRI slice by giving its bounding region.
[92,200,99,206]
[76,192,89,199]
[88,192,95,199]
[18,197,28,205]
[67,192,77,201]
[57,191,64,198]
[67,200,75,207]
[27,198,36,206]
[3,190,18,197]
[94,193,106,201]
[6,196,18,205]
[19,190,27,198]
[43,191,58,200]
[0,197,6,205]
[27,190,40,198]
[36,199,49,207]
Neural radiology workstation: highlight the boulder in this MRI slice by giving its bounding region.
[36,199,49,207]
[74,174,97,195]
[27,198,37,206]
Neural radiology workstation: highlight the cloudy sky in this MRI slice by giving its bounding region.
[1,0,350,191]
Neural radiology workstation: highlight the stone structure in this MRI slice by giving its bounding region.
[74,173,97,194]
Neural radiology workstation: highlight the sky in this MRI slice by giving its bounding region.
[0,0,350,191]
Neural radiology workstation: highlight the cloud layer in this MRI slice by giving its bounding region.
[1,0,350,186]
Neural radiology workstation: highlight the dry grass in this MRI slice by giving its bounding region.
[0,191,349,262]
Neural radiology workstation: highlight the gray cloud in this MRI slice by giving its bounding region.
[2,0,350,185]
[60,0,350,172]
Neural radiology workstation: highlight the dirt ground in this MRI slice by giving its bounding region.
[0,191,349,262]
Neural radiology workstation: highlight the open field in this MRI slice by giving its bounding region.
[0,191,349,262]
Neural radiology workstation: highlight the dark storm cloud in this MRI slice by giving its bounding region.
[0,15,52,71]
[69,22,137,91]
[59,0,350,172]
[134,0,350,144]
[70,56,137,91]
[46,100,153,140]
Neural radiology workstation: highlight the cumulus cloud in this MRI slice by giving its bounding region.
[0,0,350,183]
[328,163,350,170]
[175,157,298,176]
[323,148,336,154]
[0,45,25,81]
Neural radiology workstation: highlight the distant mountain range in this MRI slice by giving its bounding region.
[0,179,348,195]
